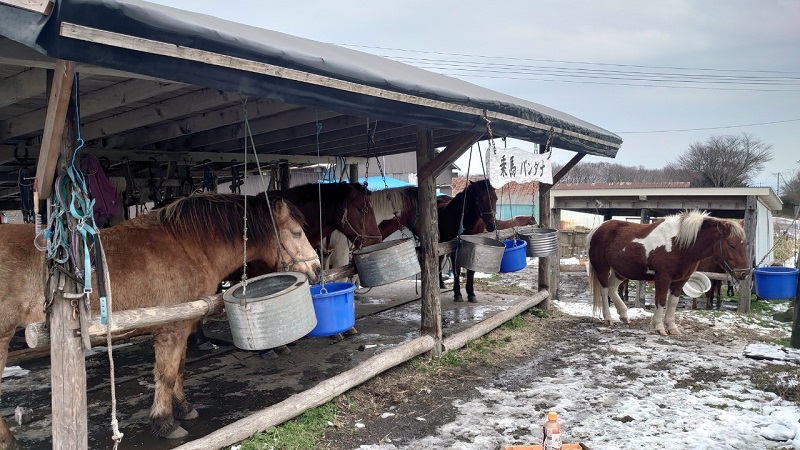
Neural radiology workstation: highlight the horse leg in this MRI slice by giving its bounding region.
[665,293,682,335]
[651,282,670,335]
[607,274,629,324]
[466,270,477,303]
[0,326,21,450]
[599,286,614,325]
[172,342,198,421]
[438,255,447,289]
[150,323,193,439]
[715,280,723,310]
[452,254,464,302]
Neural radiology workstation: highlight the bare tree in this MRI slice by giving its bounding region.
[783,171,800,205]
[674,133,773,187]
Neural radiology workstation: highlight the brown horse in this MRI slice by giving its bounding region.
[368,182,498,302]
[587,210,749,335]
[0,194,319,444]
[691,257,726,310]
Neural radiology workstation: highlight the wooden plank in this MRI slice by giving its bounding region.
[26,294,224,348]
[79,88,236,140]
[417,132,481,181]
[1,78,185,140]
[549,208,561,300]
[538,187,553,309]
[0,67,46,109]
[540,152,584,196]
[172,335,436,450]
[739,195,757,313]
[35,59,74,199]
[443,290,548,352]
[0,0,53,14]
[416,127,442,357]
[59,22,622,154]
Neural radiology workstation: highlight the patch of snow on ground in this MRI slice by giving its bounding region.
[360,294,800,450]
[1,366,29,378]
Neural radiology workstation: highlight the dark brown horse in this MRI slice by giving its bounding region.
[587,210,749,335]
[367,181,498,302]
[0,194,319,444]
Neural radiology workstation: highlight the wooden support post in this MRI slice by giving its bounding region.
[49,86,89,449]
[635,209,651,308]
[549,207,561,300]
[538,182,552,309]
[416,127,442,357]
[739,195,757,313]
[35,60,74,199]
[349,163,359,183]
[278,161,291,190]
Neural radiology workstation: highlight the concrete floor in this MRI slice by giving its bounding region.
[2,279,533,449]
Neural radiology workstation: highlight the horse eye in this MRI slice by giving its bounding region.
[292,231,302,239]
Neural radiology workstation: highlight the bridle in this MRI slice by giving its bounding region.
[714,235,750,279]
[340,200,381,249]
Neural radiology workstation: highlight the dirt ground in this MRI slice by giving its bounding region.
[314,267,788,449]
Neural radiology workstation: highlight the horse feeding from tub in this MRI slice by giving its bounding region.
[0,194,319,444]
[587,210,749,335]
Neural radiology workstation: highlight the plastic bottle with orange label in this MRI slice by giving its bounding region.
[542,411,562,450]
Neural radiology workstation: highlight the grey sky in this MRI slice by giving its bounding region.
[150,0,800,189]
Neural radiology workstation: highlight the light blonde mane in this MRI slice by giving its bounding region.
[674,210,710,249]
[370,186,414,222]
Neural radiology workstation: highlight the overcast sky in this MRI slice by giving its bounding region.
[150,0,800,189]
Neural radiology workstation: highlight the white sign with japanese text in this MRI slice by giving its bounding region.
[486,146,552,188]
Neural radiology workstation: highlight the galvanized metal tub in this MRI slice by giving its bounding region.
[456,235,505,273]
[223,272,316,351]
[352,238,421,287]
[520,228,559,257]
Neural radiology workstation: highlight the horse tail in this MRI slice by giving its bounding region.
[587,261,604,317]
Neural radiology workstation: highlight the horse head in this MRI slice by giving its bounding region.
[469,180,498,232]
[264,197,322,283]
[711,219,750,280]
[340,183,382,249]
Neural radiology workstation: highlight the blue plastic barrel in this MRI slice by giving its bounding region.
[499,239,528,273]
[753,267,799,300]
[307,282,357,336]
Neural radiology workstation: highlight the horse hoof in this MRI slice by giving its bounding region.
[655,329,668,336]
[668,328,682,335]
[343,327,359,337]
[454,295,465,302]
[329,333,344,341]
[196,341,217,351]
[621,317,630,324]
[176,408,199,421]
[259,349,279,360]
[273,345,291,355]
[467,295,478,303]
[165,425,189,439]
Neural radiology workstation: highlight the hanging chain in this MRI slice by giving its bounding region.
[483,111,497,156]
[544,127,554,159]
[241,99,250,292]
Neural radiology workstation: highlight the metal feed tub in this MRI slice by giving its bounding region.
[223,272,316,351]
[456,235,505,273]
[352,238,421,287]
[520,228,559,257]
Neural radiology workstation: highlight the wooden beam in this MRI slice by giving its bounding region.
[35,60,74,199]
[172,335,435,450]
[540,152,585,196]
[80,88,236,141]
[0,67,46,108]
[538,186,553,309]
[0,0,54,15]
[102,98,290,149]
[416,127,442,357]
[738,195,757,313]
[1,78,185,140]
[417,132,481,181]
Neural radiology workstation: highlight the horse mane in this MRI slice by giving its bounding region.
[277,182,368,220]
[453,178,495,204]
[155,193,304,247]
[371,186,416,217]
[674,210,711,249]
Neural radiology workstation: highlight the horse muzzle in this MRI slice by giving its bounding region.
[485,221,496,232]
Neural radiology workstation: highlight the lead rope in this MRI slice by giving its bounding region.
[315,112,326,289]
[241,98,289,275]
[482,113,499,240]
[98,237,124,449]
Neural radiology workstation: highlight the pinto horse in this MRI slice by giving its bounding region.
[587,210,749,335]
[0,194,319,444]
[366,182,498,301]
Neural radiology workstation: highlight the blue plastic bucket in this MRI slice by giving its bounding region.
[753,267,799,300]
[499,239,528,273]
[307,282,357,336]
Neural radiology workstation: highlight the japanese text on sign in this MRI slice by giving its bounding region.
[486,146,552,188]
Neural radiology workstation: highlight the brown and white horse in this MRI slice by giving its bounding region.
[587,210,749,335]
[0,194,319,444]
